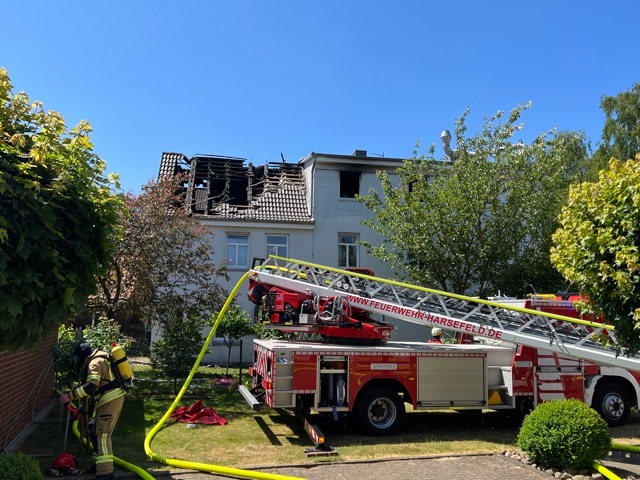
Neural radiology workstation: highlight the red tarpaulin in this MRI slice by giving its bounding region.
[170,400,228,425]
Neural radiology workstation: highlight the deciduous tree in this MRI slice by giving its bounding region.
[551,157,640,355]
[90,176,229,333]
[215,307,255,375]
[150,314,210,393]
[0,68,123,350]
[591,83,640,177]
[360,103,589,297]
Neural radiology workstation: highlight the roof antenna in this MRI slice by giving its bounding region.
[281,152,286,163]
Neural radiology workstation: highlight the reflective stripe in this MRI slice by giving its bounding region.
[96,388,125,408]
[99,432,111,461]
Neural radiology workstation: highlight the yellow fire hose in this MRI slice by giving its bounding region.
[63,267,640,480]
[69,420,155,480]
[60,386,155,479]
[593,442,640,480]
[592,461,622,480]
[143,271,305,480]
[64,271,303,480]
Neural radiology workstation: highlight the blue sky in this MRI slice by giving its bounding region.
[4,1,640,193]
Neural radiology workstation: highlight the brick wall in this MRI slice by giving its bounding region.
[0,329,57,451]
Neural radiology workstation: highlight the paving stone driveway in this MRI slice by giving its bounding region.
[146,454,551,480]
[134,452,640,480]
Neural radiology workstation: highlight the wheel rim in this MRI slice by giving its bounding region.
[368,397,397,429]
[602,392,625,420]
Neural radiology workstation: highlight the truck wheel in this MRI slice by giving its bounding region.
[592,382,630,427]
[356,386,405,436]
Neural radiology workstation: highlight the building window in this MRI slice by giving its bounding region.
[226,234,248,268]
[266,235,288,258]
[338,233,359,267]
[340,171,360,198]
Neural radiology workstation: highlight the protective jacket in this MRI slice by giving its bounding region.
[69,349,125,477]
[69,350,126,408]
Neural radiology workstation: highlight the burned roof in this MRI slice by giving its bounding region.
[159,152,312,223]
[158,152,189,178]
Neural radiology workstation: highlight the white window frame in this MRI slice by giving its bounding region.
[226,234,249,269]
[266,234,289,259]
[338,233,359,268]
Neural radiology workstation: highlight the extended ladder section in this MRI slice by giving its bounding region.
[250,256,640,372]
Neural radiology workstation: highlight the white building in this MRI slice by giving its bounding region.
[157,150,428,363]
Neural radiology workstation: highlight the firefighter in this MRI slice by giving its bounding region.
[428,327,443,344]
[58,344,126,480]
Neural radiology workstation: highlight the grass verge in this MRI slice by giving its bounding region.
[18,364,640,474]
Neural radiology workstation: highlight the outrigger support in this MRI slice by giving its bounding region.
[239,385,261,411]
[296,411,338,457]
[239,383,337,455]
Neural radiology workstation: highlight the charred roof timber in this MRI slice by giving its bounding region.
[158,152,312,223]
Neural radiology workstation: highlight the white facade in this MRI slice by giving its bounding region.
[159,150,430,364]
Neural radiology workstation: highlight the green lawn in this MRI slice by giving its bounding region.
[19,364,640,475]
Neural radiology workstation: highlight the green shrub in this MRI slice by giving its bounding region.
[53,318,134,391]
[82,316,134,352]
[151,315,209,393]
[53,325,85,390]
[517,399,611,469]
[0,452,43,480]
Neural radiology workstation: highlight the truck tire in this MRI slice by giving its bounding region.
[356,386,405,436]
[592,382,630,427]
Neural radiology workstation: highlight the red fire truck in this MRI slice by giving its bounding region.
[240,257,640,447]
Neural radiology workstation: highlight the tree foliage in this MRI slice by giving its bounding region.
[91,175,229,390]
[551,157,640,355]
[360,103,589,297]
[53,325,85,391]
[81,317,134,352]
[0,68,123,350]
[215,307,255,374]
[89,176,229,328]
[53,318,133,391]
[150,315,208,393]
[591,83,640,176]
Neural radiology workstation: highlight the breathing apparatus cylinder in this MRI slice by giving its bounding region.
[336,374,345,406]
[111,344,134,381]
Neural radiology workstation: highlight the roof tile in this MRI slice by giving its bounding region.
[160,153,312,223]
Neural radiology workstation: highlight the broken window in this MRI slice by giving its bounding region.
[339,171,360,198]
